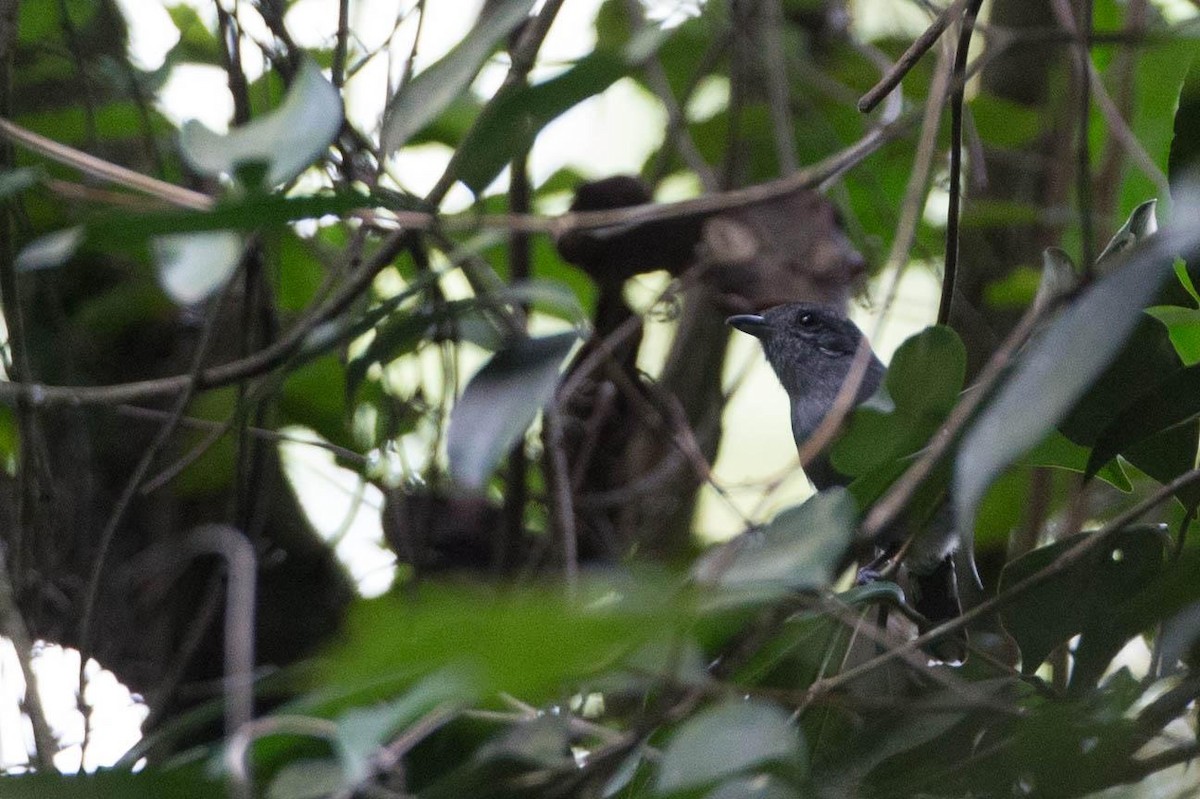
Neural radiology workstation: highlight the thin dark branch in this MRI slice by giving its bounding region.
[858,0,966,113]
[1075,0,1096,274]
[937,0,984,327]
[332,0,351,87]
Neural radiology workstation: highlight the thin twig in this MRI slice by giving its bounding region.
[761,0,798,174]
[331,0,351,88]
[544,408,578,592]
[115,405,367,464]
[0,117,912,411]
[1075,0,1096,274]
[332,705,459,799]
[858,0,966,113]
[77,264,244,681]
[0,118,212,210]
[937,0,985,327]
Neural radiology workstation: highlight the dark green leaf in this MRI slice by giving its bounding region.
[1086,363,1200,480]
[657,700,806,794]
[997,527,1165,683]
[831,325,965,479]
[380,0,537,155]
[447,332,578,490]
[1028,429,1130,491]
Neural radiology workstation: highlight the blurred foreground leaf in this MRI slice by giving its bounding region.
[656,699,806,795]
[448,332,578,490]
[319,580,685,703]
[181,60,342,187]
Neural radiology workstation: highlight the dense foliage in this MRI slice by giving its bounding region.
[1,0,1199,797]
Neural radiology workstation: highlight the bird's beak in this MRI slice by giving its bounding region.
[726,314,771,339]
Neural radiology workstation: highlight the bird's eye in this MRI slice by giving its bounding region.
[798,313,815,327]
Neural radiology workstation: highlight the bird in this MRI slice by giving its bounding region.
[728,302,967,660]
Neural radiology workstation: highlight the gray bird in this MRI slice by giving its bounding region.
[728,303,967,658]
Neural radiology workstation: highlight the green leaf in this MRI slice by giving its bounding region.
[1086,363,1200,480]
[319,580,683,702]
[1146,304,1200,364]
[453,50,632,194]
[447,332,578,490]
[1116,35,1195,218]
[279,355,353,452]
[152,230,244,304]
[657,699,806,794]
[955,216,1194,544]
[699,489,857,601]
[180,60,343,188]
[998,527,1165,682]
[1174,256,1200,305]
[380,0,537,156]
[832,325,965,479]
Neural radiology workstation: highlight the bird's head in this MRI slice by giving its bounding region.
[727,303,874,399]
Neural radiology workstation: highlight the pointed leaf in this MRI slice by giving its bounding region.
[448,332,578,489]
[1096,199,1158,266]
[832,325,965,479]
[380,0,536,156]
[955,216,1198,541]
[181,60,342,187]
